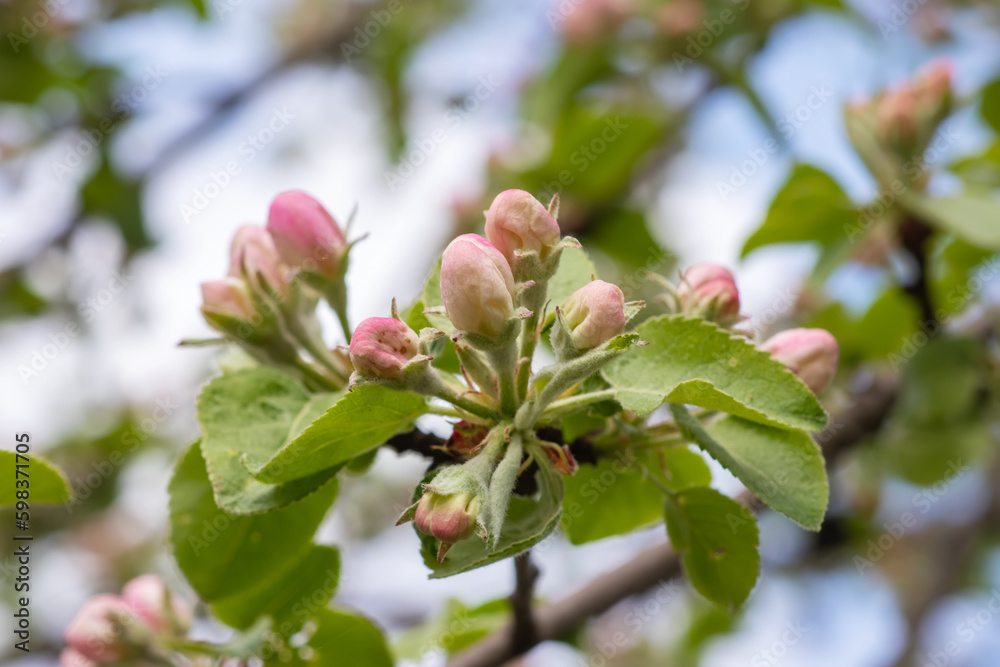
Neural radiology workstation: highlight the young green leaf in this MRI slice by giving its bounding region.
[561,449,710,544]
[547,246,599,308]
[664,487,760,610]
[671,406,828,531]
[168,443,337,601]
[742,164,856,257]
[602,315,829,431]
[212,545,340,636]
[1,451,69,505]
[197,368,341,514]
[421,463,564,578]
[307,609,394,667]
[254,384,428,484]
[903,190,1000,249]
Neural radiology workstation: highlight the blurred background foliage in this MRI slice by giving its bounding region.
[3,0,1000,664]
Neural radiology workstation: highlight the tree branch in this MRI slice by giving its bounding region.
[510,552,540,653]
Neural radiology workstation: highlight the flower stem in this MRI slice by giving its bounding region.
[488,344,519,417]
[540,388,618,420]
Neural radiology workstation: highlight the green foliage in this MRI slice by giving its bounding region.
[421,464,564,578]
[905,191,1000,250]
[395,598,508,658]
[213,545,340,636]
[603,316,828,431]
[562,449,710,544]
[307,609,394,667]
[881,337,992,485]
[671,406,828,531]
[807,290,920,364]
[547,246,600,308]
[168,443,337,604]
[254,385,427,484]
[663,487,760,610]
[980,78,1000,133]
[742,164,856,256]
[197,369,341,514]
[0,451,69,505]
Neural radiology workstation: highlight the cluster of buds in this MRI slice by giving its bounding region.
[654,262,742,327]
[61,576,192,666]
[844,61,952,188]
[198,191,356,391]
[759,328,839,395]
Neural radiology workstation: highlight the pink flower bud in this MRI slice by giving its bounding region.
[562,280,626,350]
[266,190,346,279]
[60,648,98,667]
[414,490,479,545]
[760,328,839,394]
[441,234,516,339]
[200,278,255,323]
[484,189,561,263]
[676,263,740,324]
[63,595,134,662]
[349,317,419,381]
[228,225,288,297]
[121,575,192,636]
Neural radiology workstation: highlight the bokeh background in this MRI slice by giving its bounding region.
[2,0,1000,665]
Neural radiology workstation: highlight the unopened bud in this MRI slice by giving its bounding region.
[441,234,516,339]
[484,189,561,264]
[121,575,192,636]
[561,280,627,351]
[228,225,289,298]
[200,278,255,328]
[59,648,98,667]
[349,317,419,381]
[63,595,135,662]
[760,328,839,394]
[414,490,479,546]
[676,263,740,325]
[266,190,347,279]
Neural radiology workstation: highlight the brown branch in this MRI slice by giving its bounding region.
[509,552,540,653]
[898,217,937,326]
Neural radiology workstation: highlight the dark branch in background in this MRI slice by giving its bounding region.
[444,373,902,667]
[510,553,540,653]
[898,217,937,326]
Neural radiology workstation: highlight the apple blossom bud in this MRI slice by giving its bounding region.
[760,328,839,394]
[414,490,479,546]
[121,575,192,636]
[441,234,516,339]
[484,189,561,263]
[63,595,135,662]
[60,648,98,667]
[228,225,288,297]
[200,278,256,328]
[676,263,740,325]
[266,190,346,279]
[349,317,419,381]
[561,280,627,350]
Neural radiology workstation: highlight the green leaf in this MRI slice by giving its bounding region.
[904,191,1000,249]
[394,598,508,659]
[422,463,564,578]
[0,450,69,505]
[742,164,855,256]
[197,369,341,515]
[980,78,1000,134]
[405,300,461,374]
[548,246,599,308]
[664,487,760,610]
[168,443,337,602]
[881,421,989,487]
[562,449,709,544]
[307,609,394,667]
[602,315,828,431]
[212,545,340,637]
[420,257,453,332]
[255,385,427,484]
[671,406,828,531]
